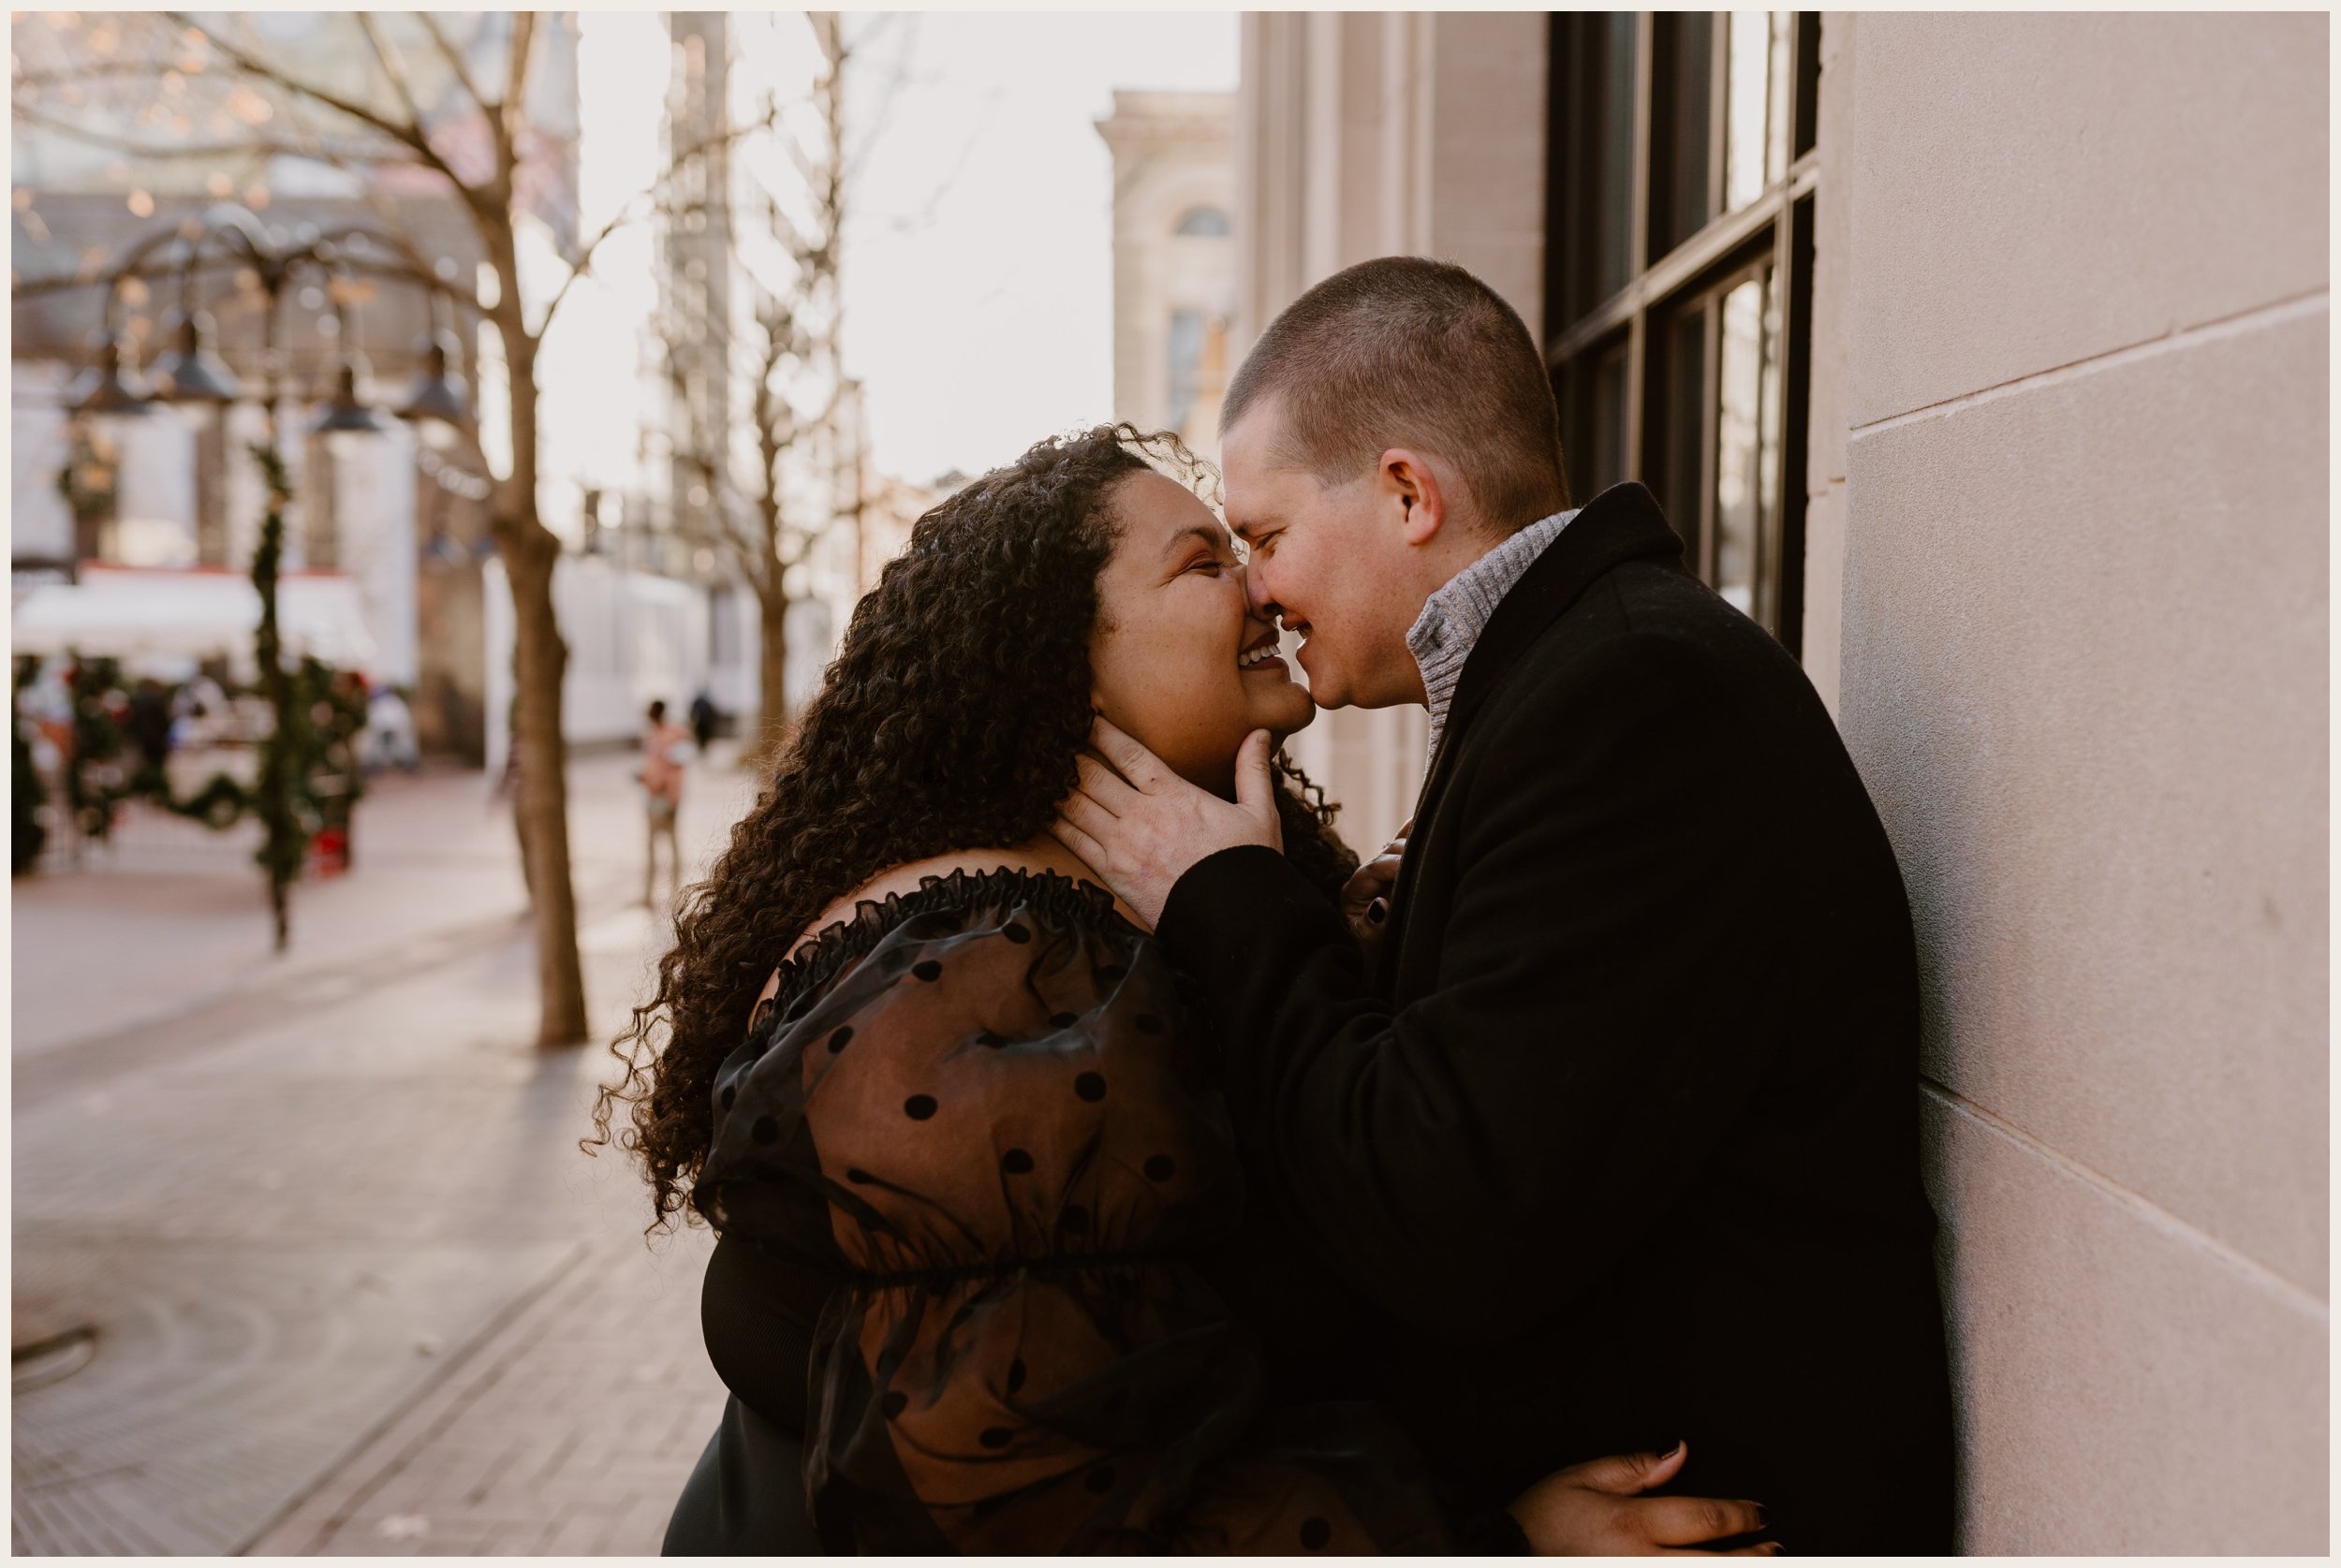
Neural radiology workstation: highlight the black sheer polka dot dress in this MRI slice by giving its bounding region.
[664,868,1477,1555]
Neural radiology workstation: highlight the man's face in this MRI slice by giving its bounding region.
[1222,400,1427,711]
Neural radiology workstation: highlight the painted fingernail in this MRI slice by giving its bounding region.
[1367,899,1387,924]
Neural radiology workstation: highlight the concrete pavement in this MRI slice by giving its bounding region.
[12,748,760,1555]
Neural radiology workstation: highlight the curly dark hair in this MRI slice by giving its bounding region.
[588,424,1358,1228]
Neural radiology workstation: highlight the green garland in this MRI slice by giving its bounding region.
[12,657,49,875]
[55,429,118,532]
[152,770,253,828]
[17,446,370,929]
[249,442,303,947]
[65,655,127,842]
[28,670,334,840]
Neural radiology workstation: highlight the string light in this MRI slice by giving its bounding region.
[414,444,493,501]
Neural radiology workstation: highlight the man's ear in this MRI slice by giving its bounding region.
[1379,448,1448,548]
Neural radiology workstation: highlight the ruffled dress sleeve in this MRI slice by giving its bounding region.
[692,869,1473,1554]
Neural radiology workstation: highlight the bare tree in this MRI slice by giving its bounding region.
[652,12,861,765]
[12,13,774,1045]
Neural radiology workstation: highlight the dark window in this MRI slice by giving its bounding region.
[1544,10,1818,655]
[1173,207,1230,238]
[1548,12,1639,325]
[1650,12,1713,259]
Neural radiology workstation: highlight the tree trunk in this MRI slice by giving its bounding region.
[754,588,790,765]
[491,275,590,1047]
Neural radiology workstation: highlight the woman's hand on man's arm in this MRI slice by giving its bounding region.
[1338,816,1410,957]
[1509,1443,1778,1556]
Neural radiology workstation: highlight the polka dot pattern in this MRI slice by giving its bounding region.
[696,868,1443,1554]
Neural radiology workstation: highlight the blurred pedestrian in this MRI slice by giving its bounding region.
[640,698,691,907]
[125,678,173,789]
[367,682,421,774]
[689,689,719,754]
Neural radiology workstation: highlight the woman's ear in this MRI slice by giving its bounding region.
[1379,448,1448,548]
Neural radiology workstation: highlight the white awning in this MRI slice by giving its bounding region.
[10,564,382,673]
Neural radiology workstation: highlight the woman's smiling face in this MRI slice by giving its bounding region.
[1088,469,1316,791]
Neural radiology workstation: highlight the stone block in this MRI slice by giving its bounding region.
[1923,1089,2326,1552]
[1848,13,2327,425]
[1842,302,2328,1289]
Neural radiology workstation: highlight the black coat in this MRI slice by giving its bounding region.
[1158,482,1956,1554]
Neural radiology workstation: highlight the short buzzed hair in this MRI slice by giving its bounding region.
[1220,256,1570,531]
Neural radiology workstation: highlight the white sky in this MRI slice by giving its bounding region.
[837,12,1239,485]
[565,11,1238,503]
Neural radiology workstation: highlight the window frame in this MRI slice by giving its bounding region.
[1172,206,1231,238]
[1545,10,1820,657]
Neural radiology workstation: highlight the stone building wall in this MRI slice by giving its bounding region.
[1097,91,1238,456]
[1814,12,2328,1551]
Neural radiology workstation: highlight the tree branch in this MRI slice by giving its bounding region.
[9,102,409,182]
[164,12,467,189]
[531,103,784,336]
[503,11,537,136]
[354,13,430,139]
[414,12,492,117]
[11,63,205,88]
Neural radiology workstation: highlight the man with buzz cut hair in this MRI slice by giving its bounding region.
[1054,256,1955,1554]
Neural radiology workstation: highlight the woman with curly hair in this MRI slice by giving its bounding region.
[594,426,1771,1557]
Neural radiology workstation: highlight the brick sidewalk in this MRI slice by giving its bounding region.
[248,1229,722,1556]
[12,751,757,1556]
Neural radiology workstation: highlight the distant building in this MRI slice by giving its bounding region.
[1095,91,1237,460]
